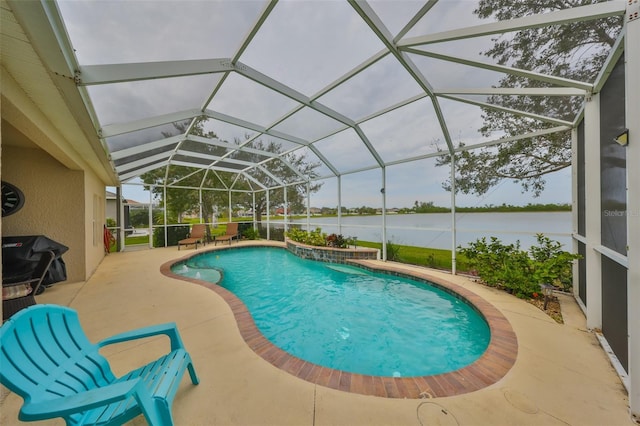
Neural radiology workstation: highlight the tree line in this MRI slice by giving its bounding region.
[303,202,571,217]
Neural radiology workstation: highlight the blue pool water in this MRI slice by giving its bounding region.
[173,247,490,377]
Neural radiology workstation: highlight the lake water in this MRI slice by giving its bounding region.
[286,212,572,250]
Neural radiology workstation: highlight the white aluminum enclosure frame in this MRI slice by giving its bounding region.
[5,0,639,419]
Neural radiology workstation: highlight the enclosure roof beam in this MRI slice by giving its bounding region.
[241,154,307,185]
[438,94,574,127]
[114,152,172,173]
[307,145,340,177]
[269,92,429,149]
[381,125,571,168]
[208,107,343,178]
[233,61,357,128]
[275,157,308,182]
[109,135,184,161]
[309,49,389,101]
[453,126,572,153]
[393,0,439,43]
[256,166,285,187]
[196,0,279,138]
[433,87,588,96]
[119,162,167,182]
[399,1,626,47]
[212,53,389,178]
[204,109,310,146]
[593,29,626,94]
[78,58,233,86]
[209,170,230,191]
[349,1,434,95]
[232,1,278,64]
[175,150,258,168]
[403,48,594,91]
[163,161,206,187]
[100,109,202,138]
[355,93,429,125]
[170,160,250,174]
[240,172,268,190]
[187,135,280,158]
[161,183,250,193]
[349,0,455,155]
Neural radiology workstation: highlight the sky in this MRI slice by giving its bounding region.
[60,0,582,209]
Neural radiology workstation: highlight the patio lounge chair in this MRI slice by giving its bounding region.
[214,222,239,245]
[0,304,199,426]
[178,223,207,250]
[2,250,55,322]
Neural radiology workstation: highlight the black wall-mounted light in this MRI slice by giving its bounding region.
[614,128,629,146]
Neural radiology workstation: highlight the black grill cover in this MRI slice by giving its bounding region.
[2,235,68,286]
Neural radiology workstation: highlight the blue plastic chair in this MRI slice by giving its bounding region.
[0,304,199,425]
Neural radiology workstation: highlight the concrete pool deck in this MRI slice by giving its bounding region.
[1,240,634,425]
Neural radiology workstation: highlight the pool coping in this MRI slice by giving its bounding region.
[161,242,518,399]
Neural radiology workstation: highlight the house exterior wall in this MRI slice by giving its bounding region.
[1,31,116,290]
[2,145,85,283]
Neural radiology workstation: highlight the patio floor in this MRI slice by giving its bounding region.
[1,240,633,425]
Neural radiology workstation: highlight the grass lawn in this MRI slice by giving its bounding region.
[109,225,469,273]
[125,235,149,245]
[357,240,472,273]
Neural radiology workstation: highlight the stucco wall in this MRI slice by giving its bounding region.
[2,145,86,283]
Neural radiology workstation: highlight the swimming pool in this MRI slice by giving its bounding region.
[172,246,490,377]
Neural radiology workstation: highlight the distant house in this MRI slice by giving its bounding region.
[105,190,123,222]
[105,190,141,231]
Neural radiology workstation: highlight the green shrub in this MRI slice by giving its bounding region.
[243,227,260,240]
[286,227,327,246]
[386,241,400,261]
[288,228,359,248]
[459,234,580,298]
[326,233,348,248]
[529,234,581,291]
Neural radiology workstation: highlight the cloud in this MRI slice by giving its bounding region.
[240,0,385,96]
[58,0,265,63]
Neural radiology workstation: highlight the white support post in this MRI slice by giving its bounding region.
[584,93,602,330]
[198,189,203,223]
[337,176,342,235]
[148,186,153,249]
[625,2,640,420]
[571,128,580,298]
[451,155,457,275]
[306,182,311,232]
[284,186,288,234]
[227,191,232,223]
[117,186,124,252]
[381,167,387,261]
[252,192,257,230]
[163,185,168,248]
[266,190,271,241]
